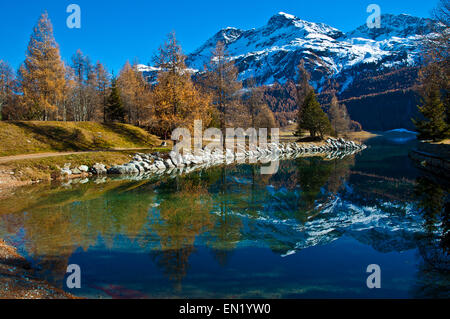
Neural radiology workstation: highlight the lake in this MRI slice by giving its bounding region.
[0,135,448,298]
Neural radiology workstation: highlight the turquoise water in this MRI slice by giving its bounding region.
[0,136,448,298]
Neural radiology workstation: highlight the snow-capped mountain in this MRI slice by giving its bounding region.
[186,12,436,87]
[140,12,438,130]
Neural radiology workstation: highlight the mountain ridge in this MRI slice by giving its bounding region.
[141,12,438,130]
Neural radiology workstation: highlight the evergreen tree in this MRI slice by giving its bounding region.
[19,12,66,120]
[295,60,313,136]
[413,87,449,141]
[416,0,449,135]
[105,79,125,123]
[298,90,333,140]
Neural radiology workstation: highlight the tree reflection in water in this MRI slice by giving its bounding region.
[413,175,450,298]
[1,147,449,297]
[150,179,214,290]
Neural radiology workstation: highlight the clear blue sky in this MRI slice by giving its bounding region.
[0,0,439,74]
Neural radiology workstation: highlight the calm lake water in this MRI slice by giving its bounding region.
[1,135,449,298]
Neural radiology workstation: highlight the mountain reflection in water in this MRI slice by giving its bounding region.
[0,137,448,298]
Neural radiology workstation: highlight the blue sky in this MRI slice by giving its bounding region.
[0,0,439,73]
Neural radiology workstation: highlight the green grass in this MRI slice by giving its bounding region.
[0,151,134,181]
[0,121,161,156]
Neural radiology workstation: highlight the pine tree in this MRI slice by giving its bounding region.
[416,1,449,132]
[328,94,351,136]
[413,87,449,141]
[298,90,333,140]
[19,12,66,120]
[295,60,313,136]
[105,79,125,123]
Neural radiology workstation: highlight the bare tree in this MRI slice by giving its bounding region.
[0,60,15,120]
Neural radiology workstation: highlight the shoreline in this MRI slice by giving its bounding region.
[0,137,368,193]
[0,137,366,299]
[0,239,76,299]
[409,140,450,179]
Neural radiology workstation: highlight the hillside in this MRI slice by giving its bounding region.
[0,121,161,157]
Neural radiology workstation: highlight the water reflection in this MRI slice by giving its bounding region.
[0,139,449,298]
[412,176,450,298]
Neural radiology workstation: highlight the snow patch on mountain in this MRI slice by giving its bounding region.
[183,12,438,88]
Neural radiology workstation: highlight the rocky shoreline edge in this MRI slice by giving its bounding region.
[0,239,76,299]
[59,138,367,179]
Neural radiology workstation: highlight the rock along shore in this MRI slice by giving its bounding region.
[60,138,367,179]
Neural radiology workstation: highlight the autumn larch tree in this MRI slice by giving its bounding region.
[70,50,100,121]
[117,61,150,126]
[199,41,242,133]
[243,78,277,130]
[151,32,212,139]
[58,63,76,121]
[0,60,15,120]
[19,12,66,121]
[94,62,111,123]
[328,93,351,136]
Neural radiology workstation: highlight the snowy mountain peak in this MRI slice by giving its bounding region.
[278,12,296,19]
[217,27,244,44]
[347,13,436,41]
[266,12,344,39]
[188,27,243,61]
[267,11,298,27]
[182,12,439,87]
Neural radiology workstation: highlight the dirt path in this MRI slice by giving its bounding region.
[0,148,151,164]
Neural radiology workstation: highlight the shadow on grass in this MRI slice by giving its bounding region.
[10,122,158,152]
[12,122,92,152]
[296,136,324,143]
[102,123,157,147]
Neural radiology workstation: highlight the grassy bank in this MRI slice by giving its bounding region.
[280,123,378,143]
[0,121,168,189]
[0,151,135,183]
[0,121,161,156]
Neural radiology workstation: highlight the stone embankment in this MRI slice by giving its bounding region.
[60,138,366,179]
